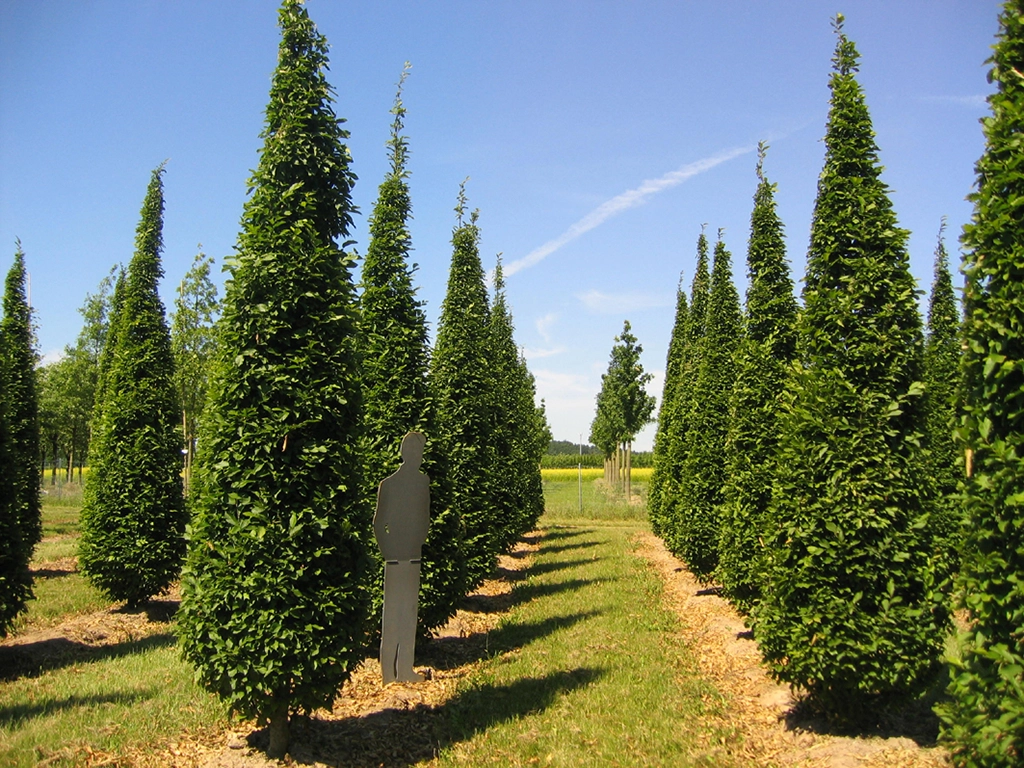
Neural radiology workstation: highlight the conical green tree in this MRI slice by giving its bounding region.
[754,17,947,717]
[661,231,710,557]
[178,1,368,757]
[674,233,742,581]
[78,166,186,607]
[648,276,688,538]
[718,145,797,612]
[429,186,493,594]
[0,243,36,636]
[1,245,41,560]
[939,2,1024,761]
[922,220,964,585]
[358,65,437,634]
[488,259,545,550]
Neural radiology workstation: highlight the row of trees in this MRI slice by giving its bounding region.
[650,9,1024,762]
[0,1,549,758]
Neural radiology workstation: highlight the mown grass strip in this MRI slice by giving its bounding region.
[431,522,733,767]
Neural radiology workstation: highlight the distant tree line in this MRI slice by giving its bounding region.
[647,9,1024,764]
[2,0,550,757]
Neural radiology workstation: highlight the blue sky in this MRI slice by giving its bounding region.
[0,1,1001,450]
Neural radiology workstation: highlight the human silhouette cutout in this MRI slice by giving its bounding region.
[374,431,430,683]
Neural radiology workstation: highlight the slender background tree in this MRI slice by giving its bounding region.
[78,165,186,608]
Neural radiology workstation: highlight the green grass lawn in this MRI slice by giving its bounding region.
[2,477,737,766]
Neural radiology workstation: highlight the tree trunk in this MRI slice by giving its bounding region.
[267,702,290,759]
[625,441,632,500]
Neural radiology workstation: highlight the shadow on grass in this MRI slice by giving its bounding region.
[526,558,597,578]
[29,568,76,580]
[0,632,176,683]
[257,667,606,767]
[538,527,592,542]
[422,610,602,671]
[0,689,154,728]
[460,578,598,615]
[537,540,599,557]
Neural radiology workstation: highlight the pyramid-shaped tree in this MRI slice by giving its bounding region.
[754,17,948,717]
[487,259,546,550]
[940,1,1024,760]
[429,186,493,594]
[648,275,688,538]
[178,1,369,757]
[718,145,797,612]
[0,244,38,635]
[78,166,186,606]
[358,69,461,636]
[660,232,710,556]
[922,221,964,584]
[675,234,742,581]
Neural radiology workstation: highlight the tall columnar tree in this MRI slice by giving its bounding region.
[674,233,742,581]
[660,231,710,556]
[608,320,656,498]
[177,1,368,757]
[717,145,797,612]
[922,221,964,583]
[429,186,493,594]
[488,259,546,549]
[1,245,41,556]
[171,249,219,495]
[648,276,688,538]
[753,17,947,717]
[0,243,37,635]
[78,165,186,607]
[940,2,1024,761]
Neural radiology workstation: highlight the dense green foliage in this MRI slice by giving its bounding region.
[78,166,186,607]
[753,18,948,716]
[429,188,492,595]
[922,222,964,583]
[178,1,370,749]
[939,2,1024,762]
[674,235,742,581]
[488,260,547,549]
[0,245,37,635]
[357,68,438,633]
[659,232,711,558]
[717,147,797,611]
[648,278,688,537]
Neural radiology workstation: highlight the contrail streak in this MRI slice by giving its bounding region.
[504,145,753,277]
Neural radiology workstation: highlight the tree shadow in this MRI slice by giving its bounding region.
[460,578,597,615]
[526,558,597,578]
[0,632,177,683]
[0,689,154,728]
[259,667,606,767]
[539,528,591,542]
[113,597,180,623]
[29,568,76,580]
[537,540,599,556]
[421,610,602,671]
[782,685,944,747]
[695,586,724,597]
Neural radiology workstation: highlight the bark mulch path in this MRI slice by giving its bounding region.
[632,530,952,768]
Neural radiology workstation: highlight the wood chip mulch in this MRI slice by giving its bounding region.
[632,530,953,768]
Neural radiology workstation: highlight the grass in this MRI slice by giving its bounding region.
[432,520,732,766]
[3,474,730,766]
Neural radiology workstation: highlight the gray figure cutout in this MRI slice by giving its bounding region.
[374,431,430,684]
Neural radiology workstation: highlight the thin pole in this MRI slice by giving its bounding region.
[578,434,583,514]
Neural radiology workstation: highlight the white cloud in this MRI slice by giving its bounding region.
[38,348,64,366]
[576,289,673,314]
[535,311,559,344]
[504,145,753,277]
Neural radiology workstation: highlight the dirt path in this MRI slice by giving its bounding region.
[632,531,952,767]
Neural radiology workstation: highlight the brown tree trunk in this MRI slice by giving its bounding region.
[625,441,632,500]
[267,702,290,759]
